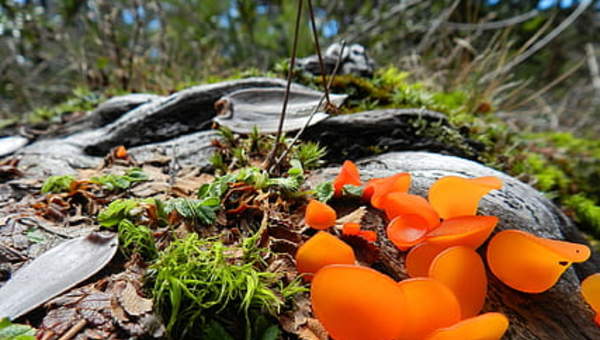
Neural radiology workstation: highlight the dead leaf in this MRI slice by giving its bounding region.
[335,206,367,226]
[298,318,329,340]
[118,282,153,316]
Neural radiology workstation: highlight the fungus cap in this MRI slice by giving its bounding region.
[295,232,356,280]
[406,242,447,278]
[581,273,600,326]
[424,312,509,340]
[487,230,591,293]
[369,173,411,208]
[426,216,499,249]
[305,200,337,230]
[386,214,429,251]
[333,160,362,196]
[342,222,362,236]
[380,192,440,230]
[311,265,408,340]
[428,176,502,220]
[429,246,488,318]
[396,278,461,340]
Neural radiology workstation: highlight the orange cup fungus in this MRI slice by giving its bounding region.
[429,246,488,318]
[386,214,429,251]
[425,216,499,249]
[333,160,362,196]
[581,273,600,326]
[368,173,411,208]
[295,232,355,280]
[311,265,408,340]
[359,230,378,243]
[342,222,362,236]
[380,192,441,229]
[487,230,591,293]
[305,200,337,230]
[428,176,503,220]
[424,312,509,340]
[396,278,461,340]
[405,242,447,278]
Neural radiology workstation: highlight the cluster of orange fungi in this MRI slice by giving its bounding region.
[296,160,599,340]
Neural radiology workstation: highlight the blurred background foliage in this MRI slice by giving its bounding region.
[1,0,600,238]
[1,0,599,137]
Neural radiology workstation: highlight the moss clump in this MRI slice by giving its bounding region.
[150,233,304,339]
[26,87,103,125]
[564,195,600,237]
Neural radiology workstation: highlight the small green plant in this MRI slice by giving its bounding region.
[150,233,304,339]
[291,141,327,169]
[314,181,334,203]
[90,167,148,191]
[97,199,144,227]
[117,219,158,260]
[41,175,75,194]
[163,197,220,225]
[0,318,36,340]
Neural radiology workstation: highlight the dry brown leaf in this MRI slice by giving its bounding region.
[335,206,367,227]
[118,282,153,316]
[298,318,329,340]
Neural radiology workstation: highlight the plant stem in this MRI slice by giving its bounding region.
[264,0,304,173]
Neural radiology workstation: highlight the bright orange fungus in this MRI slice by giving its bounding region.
[396,278,461,340]
[406,242,447,278]
[369,173,411,208]
[359,230,378,243]
[581,273,600,326]
[428,176,503,220]
[295,232,355,280]
[487,229,591,293]
[333,160,361,196]
[115,145,128,159]
[311,265,408,340]
[424,312,509,340]
[429,246,487,318]
[380,192,441,229]
[342,222,362,236]
[304,200,337,230]
[425,215,499,249]
[386,214,429,251]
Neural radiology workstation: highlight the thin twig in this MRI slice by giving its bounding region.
[270,41,347,172]
[506,58,585,111]
[481,0,592,83]
[445,9,540,31]
[585,43,600,102]
[57,319,87,340]
[264,0,304,172]
[417,0,460,53]
[306,0,330,106]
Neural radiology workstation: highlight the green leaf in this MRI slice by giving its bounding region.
[314,182,334,203]
[25,228,46,244]
[97,199,140,227]
[260,324,281,340]
[202,320,235,340]
[41,175,75,194]
[91,168,148,191]
[0,318,36,340]
[343,184,364,197]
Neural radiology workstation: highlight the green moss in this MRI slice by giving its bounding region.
[41,175,75,193]
[149,233,304,339]
[564,195,600,237]
[26,87,103,125]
